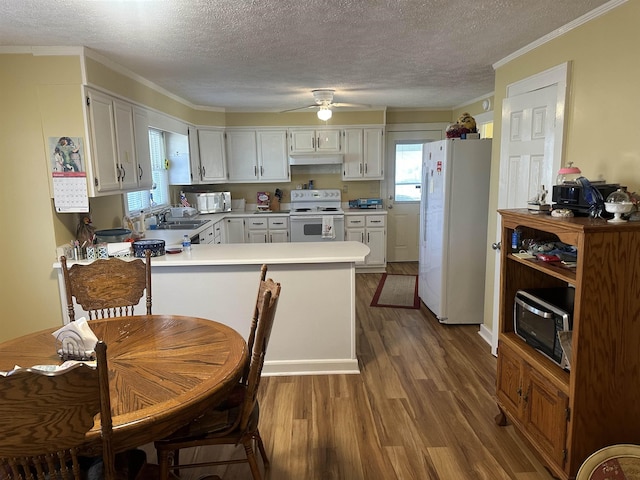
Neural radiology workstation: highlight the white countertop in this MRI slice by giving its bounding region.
[152,241,370,266]
[144,209,386,245]
[54,241,370,268]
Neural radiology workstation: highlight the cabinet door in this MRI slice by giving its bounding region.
[257,130,289,182]
[227,131,258,182]
[363,128,384,179]
[247,230,268,243]
[198,225,215,244]
[213,221,224,244]
[86,89,119,192]
[225,218,245,244]
[365,228,386,266]
[289,129,316,154]
[133,107,152,188]
[346,228,364,243]
[316,129,342,153]
[342,128,363,179]
[346,228,365,265]
[188,125,202,184]
[199,129,227,182]
[113,100,138,190]
[523,366,569,468]
[496,342,525,417]
[269,230,289,243]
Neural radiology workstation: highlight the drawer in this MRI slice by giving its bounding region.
[366,215,385,228]
[268,217,289,229]
[246,218,268,229]
[346,216,365,228]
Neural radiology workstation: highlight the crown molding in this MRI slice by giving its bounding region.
[493,0,627,70]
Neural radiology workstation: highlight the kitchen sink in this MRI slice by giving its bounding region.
[155,220,210,230]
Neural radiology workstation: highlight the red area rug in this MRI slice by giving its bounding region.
[370,274,420,309]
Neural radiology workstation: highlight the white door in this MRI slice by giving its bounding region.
[385,129,442,262]
[498,86,558,209]
[490,64,569,355]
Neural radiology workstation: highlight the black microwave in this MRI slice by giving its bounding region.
[514,287,575,367]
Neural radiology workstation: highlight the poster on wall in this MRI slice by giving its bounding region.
[49,136,89,213]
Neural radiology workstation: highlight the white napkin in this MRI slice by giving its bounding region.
[107,242,131,257]
[322,216,335,239]
[52,317,99,360]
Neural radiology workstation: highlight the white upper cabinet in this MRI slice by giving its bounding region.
[169,126,226,185]
[257,130,290,182]
[198,128,227,183]
[133,107,152,189]
[85,88,150,193]
[86,89,119,192]
[226,130,258,182]
[227,129,289,183]
[288,128,342,154]
[342,127,384,180]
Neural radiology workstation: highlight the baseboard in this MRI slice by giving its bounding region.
[263,358,360,376]
[478,324,495,354]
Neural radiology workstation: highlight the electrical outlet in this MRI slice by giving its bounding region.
[342,185,348,193]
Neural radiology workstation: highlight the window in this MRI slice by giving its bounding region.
[126,128,170,214]
[394,143,423,202]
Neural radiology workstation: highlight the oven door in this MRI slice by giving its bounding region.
[290,215,344,242]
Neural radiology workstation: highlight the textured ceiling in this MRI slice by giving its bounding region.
[0,0,611,111]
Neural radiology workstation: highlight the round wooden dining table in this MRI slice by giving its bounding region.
[0,315,248,454]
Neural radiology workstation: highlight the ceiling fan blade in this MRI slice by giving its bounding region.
[279,104,317,113]
[331,102,372,108]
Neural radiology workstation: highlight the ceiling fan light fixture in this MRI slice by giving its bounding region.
[317,106,332,121]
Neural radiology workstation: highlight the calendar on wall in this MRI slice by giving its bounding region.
[52,172,89,213]
[49,136,89,213]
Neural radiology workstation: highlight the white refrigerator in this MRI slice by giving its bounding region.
[418,138,492,324]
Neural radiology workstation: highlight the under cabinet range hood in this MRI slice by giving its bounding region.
[289,154,344,166]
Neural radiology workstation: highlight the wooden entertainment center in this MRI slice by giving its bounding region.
[495,209,640,479]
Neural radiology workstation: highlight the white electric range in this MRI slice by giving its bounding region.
[289,189,344,242]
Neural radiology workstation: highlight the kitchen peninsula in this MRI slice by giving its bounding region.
[53,241,369,376]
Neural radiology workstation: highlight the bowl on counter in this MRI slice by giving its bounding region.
[95,228,132,243]
[132,239,166,257]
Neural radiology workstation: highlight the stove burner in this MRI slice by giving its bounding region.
[322,207,338,211]
[295,208,311,212]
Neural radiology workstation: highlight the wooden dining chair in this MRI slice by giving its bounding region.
[61,249,152,321]
[0,341,117,480]
[155,273,281,480]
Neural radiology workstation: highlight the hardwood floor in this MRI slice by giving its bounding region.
[153,263,554,479]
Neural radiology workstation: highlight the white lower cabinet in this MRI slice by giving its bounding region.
[197,224,215,244]
[245,216,289,243]
[212,220,224,244]
[225,218,245,244]
[345,213,386,271]
[267,217,289,243]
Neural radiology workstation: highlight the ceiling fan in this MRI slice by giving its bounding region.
[281,89,370,120]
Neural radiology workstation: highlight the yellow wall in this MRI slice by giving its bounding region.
[452,96,494,122]
[483,1,638,333]
[0,54,84,338]
[386,109,453,124]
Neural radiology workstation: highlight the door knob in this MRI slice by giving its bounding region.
[491,242,501,251]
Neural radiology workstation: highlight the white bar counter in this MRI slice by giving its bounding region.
[54,241,369,376]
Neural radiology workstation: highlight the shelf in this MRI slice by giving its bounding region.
[507,254,576,284]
